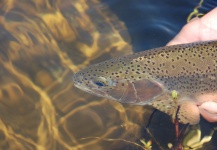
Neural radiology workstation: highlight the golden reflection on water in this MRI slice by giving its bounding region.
[0,0,151,149]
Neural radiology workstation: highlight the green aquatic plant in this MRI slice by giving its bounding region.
[187,0,204,22]
[168,90,213,150]
[140,139,152,150]
[182,125,212,149]
[171,90,178,100]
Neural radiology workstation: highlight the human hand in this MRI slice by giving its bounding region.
[167,7,217,46]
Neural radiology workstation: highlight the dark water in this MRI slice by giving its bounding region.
[103,0,217,51]
[0,0,217,150]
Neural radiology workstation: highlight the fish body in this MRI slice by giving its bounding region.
[73,41,217,124]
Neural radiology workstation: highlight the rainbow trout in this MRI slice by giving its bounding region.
[73,41,217,124]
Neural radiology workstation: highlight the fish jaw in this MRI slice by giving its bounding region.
[73,72,114,99]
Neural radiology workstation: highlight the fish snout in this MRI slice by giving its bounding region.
[73,72,85,89]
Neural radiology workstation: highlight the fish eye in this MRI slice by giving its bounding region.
[92,77,108,87]
[93,81,106,87]
[91,76,117,87]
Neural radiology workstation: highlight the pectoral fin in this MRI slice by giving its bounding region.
[150,93,177,116]
[151,96,200,125]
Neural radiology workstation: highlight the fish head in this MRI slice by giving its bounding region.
[73,59,121,100]
[73,56,166,105]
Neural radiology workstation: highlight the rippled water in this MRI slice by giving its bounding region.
[104,0,217,51]
[0,0,217,150]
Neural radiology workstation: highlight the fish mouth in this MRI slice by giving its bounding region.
[73,80,108,98]
[73,73,119,100]
[73,74,106,97]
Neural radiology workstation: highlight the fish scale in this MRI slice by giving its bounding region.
[73,41,217,124]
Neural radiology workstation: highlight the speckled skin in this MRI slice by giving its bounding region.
[74,41,217,124]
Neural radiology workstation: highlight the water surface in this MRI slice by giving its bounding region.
[0,0,216,150]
